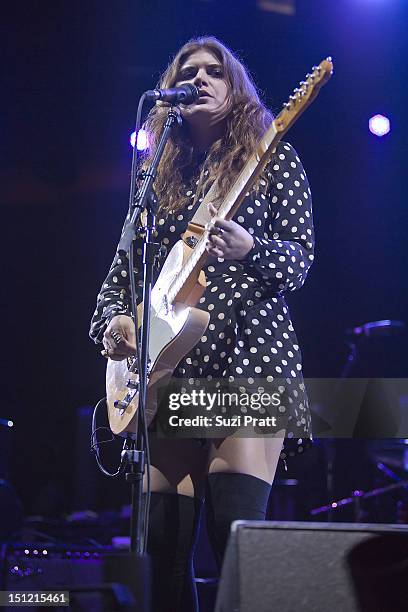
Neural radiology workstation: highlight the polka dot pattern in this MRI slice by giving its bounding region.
[90,141,314,459]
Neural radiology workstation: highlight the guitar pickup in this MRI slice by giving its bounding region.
[126,379,139,390]
[114,399,129,410]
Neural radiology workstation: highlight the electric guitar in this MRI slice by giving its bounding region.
[106,58,333,435]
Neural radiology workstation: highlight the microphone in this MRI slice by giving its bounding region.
[144,84,199,105]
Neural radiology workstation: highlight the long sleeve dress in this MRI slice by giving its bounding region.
[90,141,314,461]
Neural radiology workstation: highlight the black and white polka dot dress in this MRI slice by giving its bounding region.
[90,141,314,460]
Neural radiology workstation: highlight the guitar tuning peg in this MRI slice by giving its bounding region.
[312,65,318,71]
[305,73,311,79]
[326,56,332,62]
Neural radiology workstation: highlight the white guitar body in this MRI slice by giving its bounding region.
[106,240,210,435]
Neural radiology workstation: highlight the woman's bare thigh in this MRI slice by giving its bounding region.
[142,434,209,499]
[142,428,285,496]
[207,429,285,485]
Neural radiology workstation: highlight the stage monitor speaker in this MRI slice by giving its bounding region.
[215,521,408,612]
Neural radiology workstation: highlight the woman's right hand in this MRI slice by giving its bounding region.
[103,314,136,361]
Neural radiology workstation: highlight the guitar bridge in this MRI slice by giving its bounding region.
[114,399,128,411]
[114,387,138,414]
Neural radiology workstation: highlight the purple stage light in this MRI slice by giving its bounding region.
[369,114,390,137]
[130,129,149,151]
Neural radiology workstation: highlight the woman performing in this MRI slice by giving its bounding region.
[90,36,314,612]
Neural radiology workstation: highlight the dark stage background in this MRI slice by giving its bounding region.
[2,0,408,518]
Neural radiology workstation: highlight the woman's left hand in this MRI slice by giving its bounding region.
[206,203,254,260]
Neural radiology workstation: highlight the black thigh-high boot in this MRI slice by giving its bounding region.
[143,492,203,612]
[205,472,272,571]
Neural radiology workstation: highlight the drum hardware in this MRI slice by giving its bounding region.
[321,319,406,520]
[311,479,408,522]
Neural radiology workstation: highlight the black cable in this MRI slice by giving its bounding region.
[91,397,126,478]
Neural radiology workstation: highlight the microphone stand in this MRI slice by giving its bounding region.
[90,103,184,610]
[92,105,182,611]
[118,106,182,559]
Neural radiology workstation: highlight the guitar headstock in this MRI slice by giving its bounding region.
[274,57,333,133]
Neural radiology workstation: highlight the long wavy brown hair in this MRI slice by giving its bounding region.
[142,36,273,216]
